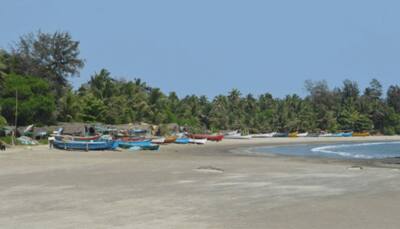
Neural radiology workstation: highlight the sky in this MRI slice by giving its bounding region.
[1,0,400,98]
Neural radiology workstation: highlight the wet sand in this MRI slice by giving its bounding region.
[1,136,400,228]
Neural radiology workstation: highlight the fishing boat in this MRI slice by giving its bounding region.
[225,130,239,136]
[297,132,309,137]
[189,138,207,144]
[117,141,159,150]
[319,132,334,137]
[164,136,178,143]
[175,138,190,144]
[353,132,370,137]
[224,133,252,139]
[188,134,224,142]
[251,132,276,138]
[273,133,289,137]
[53,139,118,151]
[151,137,166,144]
[342,132,353,137]
[306,133,320,137]
[333,132,353,137]
[117,137,149,142]
[55,135,101,141]
[139,144,160,150]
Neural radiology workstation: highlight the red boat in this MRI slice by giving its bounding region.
[188,134,224,142]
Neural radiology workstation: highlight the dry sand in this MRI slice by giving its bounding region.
[1,136,400,228]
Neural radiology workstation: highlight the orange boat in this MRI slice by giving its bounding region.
[188,134,224,142]
[353,132,370,137]
[164,136,178,144]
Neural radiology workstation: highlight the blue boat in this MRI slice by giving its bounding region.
[333,132,353,137]
[53,140,118,150]
[175,138,190,144]
[117,141,159,150]
[341,132,353,137]
[116,140,151,147]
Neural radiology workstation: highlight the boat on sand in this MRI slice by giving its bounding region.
[251,132,276,138]
[164,136,178,144]
[53,139,117,150]
[55,135,101,141]
[188,134,224,142]
[175,138,190,144]
[117,141,160,150]
[224,133,252,139]
[353,132,370,137]
[189,138,207,144]
[151,137,166,144]
[297,132,309,137]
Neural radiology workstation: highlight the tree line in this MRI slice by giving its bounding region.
[1,31,400,134]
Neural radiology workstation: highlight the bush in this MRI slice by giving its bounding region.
[383,127,396,136]
[0,136,15,145]
[0,115,6,127]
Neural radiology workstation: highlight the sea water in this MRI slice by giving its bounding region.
[253,141,400,159]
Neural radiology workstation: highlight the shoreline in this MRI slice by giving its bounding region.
[160,136,400,168]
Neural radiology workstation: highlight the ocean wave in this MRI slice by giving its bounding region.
[310,142,400,159]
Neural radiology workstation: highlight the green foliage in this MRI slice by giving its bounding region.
[0,136,14,145]
[57,90,81,122]
[10,31,84,98]
[78,93,107,122]
[0,74,56,126]
[383,107,400,135]
[387,85,400,113]
[0,115,7,127]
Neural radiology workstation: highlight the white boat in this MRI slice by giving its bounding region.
[189,138,207,144]
[319,133,334,137]
[297,132,308,137]
[151,137,166,144]
[251,132,276,138]
[225,130,239,136]
[224,133,252,139]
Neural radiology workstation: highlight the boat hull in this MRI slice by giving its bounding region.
[54,140,117,150]
[164,136,178,144]
[118,141,159,150]
[353,132,369,137]
[55,135,101,142]
[189,138,207,144]
[175,138,190,144]
[151,137,166,144]
[189,134,224,141]
[251,133,276,138]
[224,134,252,139]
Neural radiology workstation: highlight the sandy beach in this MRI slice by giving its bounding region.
[1,136,400,228]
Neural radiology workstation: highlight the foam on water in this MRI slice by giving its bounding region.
[254,141,400,159]
[311,142,400,159]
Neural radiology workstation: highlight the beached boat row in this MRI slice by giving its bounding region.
[223,131,369,139]
[51,127,370,151]
[52,133,222,151]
